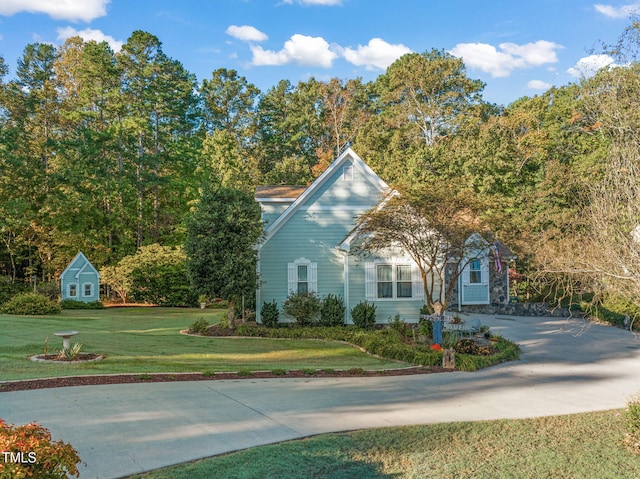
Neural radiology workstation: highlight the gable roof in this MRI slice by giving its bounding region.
[60,251,100,280]
[255,185,307,201]
[259,148,389,245]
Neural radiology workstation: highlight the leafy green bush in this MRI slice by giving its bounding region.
[626,394,640,438]
[351,301,377,329]
[0,276,22,305]
[61,299,105,310]
[261,300,280,328]
[320,294,345,326]
[283,291,320,326]
[0,419,81,478]
[188,317,210,335]
[1,292,61,315]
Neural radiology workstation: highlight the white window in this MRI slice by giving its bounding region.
[288,259,317,294]
[366,263,423,301]
[343,165,353,181]
[68,283,77,297]
[469,259,482,284]
[83,283,93,297]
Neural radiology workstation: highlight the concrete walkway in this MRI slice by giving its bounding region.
[1,315,639,478]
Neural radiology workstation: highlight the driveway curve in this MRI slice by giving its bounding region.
[1,314,639,478]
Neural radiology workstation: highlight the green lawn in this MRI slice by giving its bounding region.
[0,308,406,381]
[129,409,640,479]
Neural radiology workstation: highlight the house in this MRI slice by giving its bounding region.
[255,148,512,323]
[60,251,100,302]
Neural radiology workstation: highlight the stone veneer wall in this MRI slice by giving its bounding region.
[446,262,570,317]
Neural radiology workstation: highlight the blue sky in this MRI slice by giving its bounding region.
[0,0,636,105]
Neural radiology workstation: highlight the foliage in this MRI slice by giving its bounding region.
[61,299,105,310]
[350,301,377,329]
[351,183,489,313]
[58,343,83,361]
[185,184,262,323]
[260,301,280,328]
[0,277,22,305]
[283,291,321,326]
[188,317,210,335]
[0,419,81,478]
[1,292,61,315]
[625,393,640,453]
[319,294,346,326]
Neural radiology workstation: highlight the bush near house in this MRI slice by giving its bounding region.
[350,301,377,329]
[283,291,321,326]
[319,294,346,326]
[1,292,61,315]
[61,299,105,310]
[261,300,280,328]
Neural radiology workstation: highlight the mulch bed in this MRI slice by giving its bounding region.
[0,366,448,393]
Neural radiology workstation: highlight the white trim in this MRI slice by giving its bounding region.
[255,197,298,203]
[365,260,419,301]
[67,283,78,298]
[261,148,389,247]
[82,282,93,297]
[287,258,318,294]
[342,251,349,322]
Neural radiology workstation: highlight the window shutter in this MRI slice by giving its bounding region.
[481,257,489,285]
[365,263,376,301]
[309,262,318,293]
[412,264,424,301]
[287,263,296,294]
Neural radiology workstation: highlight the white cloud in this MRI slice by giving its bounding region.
[250,34,338,67]
[528,79,552,90]
[450,40,563,77]
[57,27,123,52]
[567,54,616,77]
[341,38,412,70]
[226,25,268,42]
[0,0,109,22]
[594,2,640,18]
[282,0,343,5]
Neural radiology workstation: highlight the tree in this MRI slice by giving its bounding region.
[351,183,488,313]
[185,185,262,324]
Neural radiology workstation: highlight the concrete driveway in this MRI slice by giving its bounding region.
[1,314,639,478]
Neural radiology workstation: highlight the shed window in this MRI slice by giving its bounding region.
[69,284,77,297]
[83,283,93,297]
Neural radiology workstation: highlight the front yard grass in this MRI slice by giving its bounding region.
[129,409,640,479]
[0,308,406,381]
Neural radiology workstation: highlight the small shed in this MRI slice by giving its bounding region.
[60,252,100,302]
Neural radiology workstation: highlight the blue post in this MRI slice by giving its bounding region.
[432,318,443,344]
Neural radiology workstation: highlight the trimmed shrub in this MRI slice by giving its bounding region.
[351,301,377,329]
[319,294,346,326]
[283,291,321,326]
[0,419,81,478]
[61,299,105,310]
[625,394,640,446]
[261,301,280,328]
[1,293,61,315]
[188,317,210,335]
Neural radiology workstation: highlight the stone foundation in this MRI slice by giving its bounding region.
[450,302,570,317]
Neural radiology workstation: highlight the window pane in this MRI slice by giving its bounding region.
[69,284,77,297]
[397,282,412,298]
[84,284,92,296]
[397,265,412,281]
[377,265,392,281]
[297,265,308,281]
[377,282,392,298]
[297,282,308,294]
[470,259,481,283]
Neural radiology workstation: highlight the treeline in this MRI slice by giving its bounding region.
[0,27,634,295]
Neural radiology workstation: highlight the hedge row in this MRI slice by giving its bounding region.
[234,324,520,372]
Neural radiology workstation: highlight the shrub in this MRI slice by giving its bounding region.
[283,291,320,326]
[0,419,81,478]
[261,301,280,328]
[418,316,433,339]
[1,293,61,315]
[0,276,22,305]
[61,299,105,310]
[188,317,210,335]
[319,294,345,326]
[351,301,377,329]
